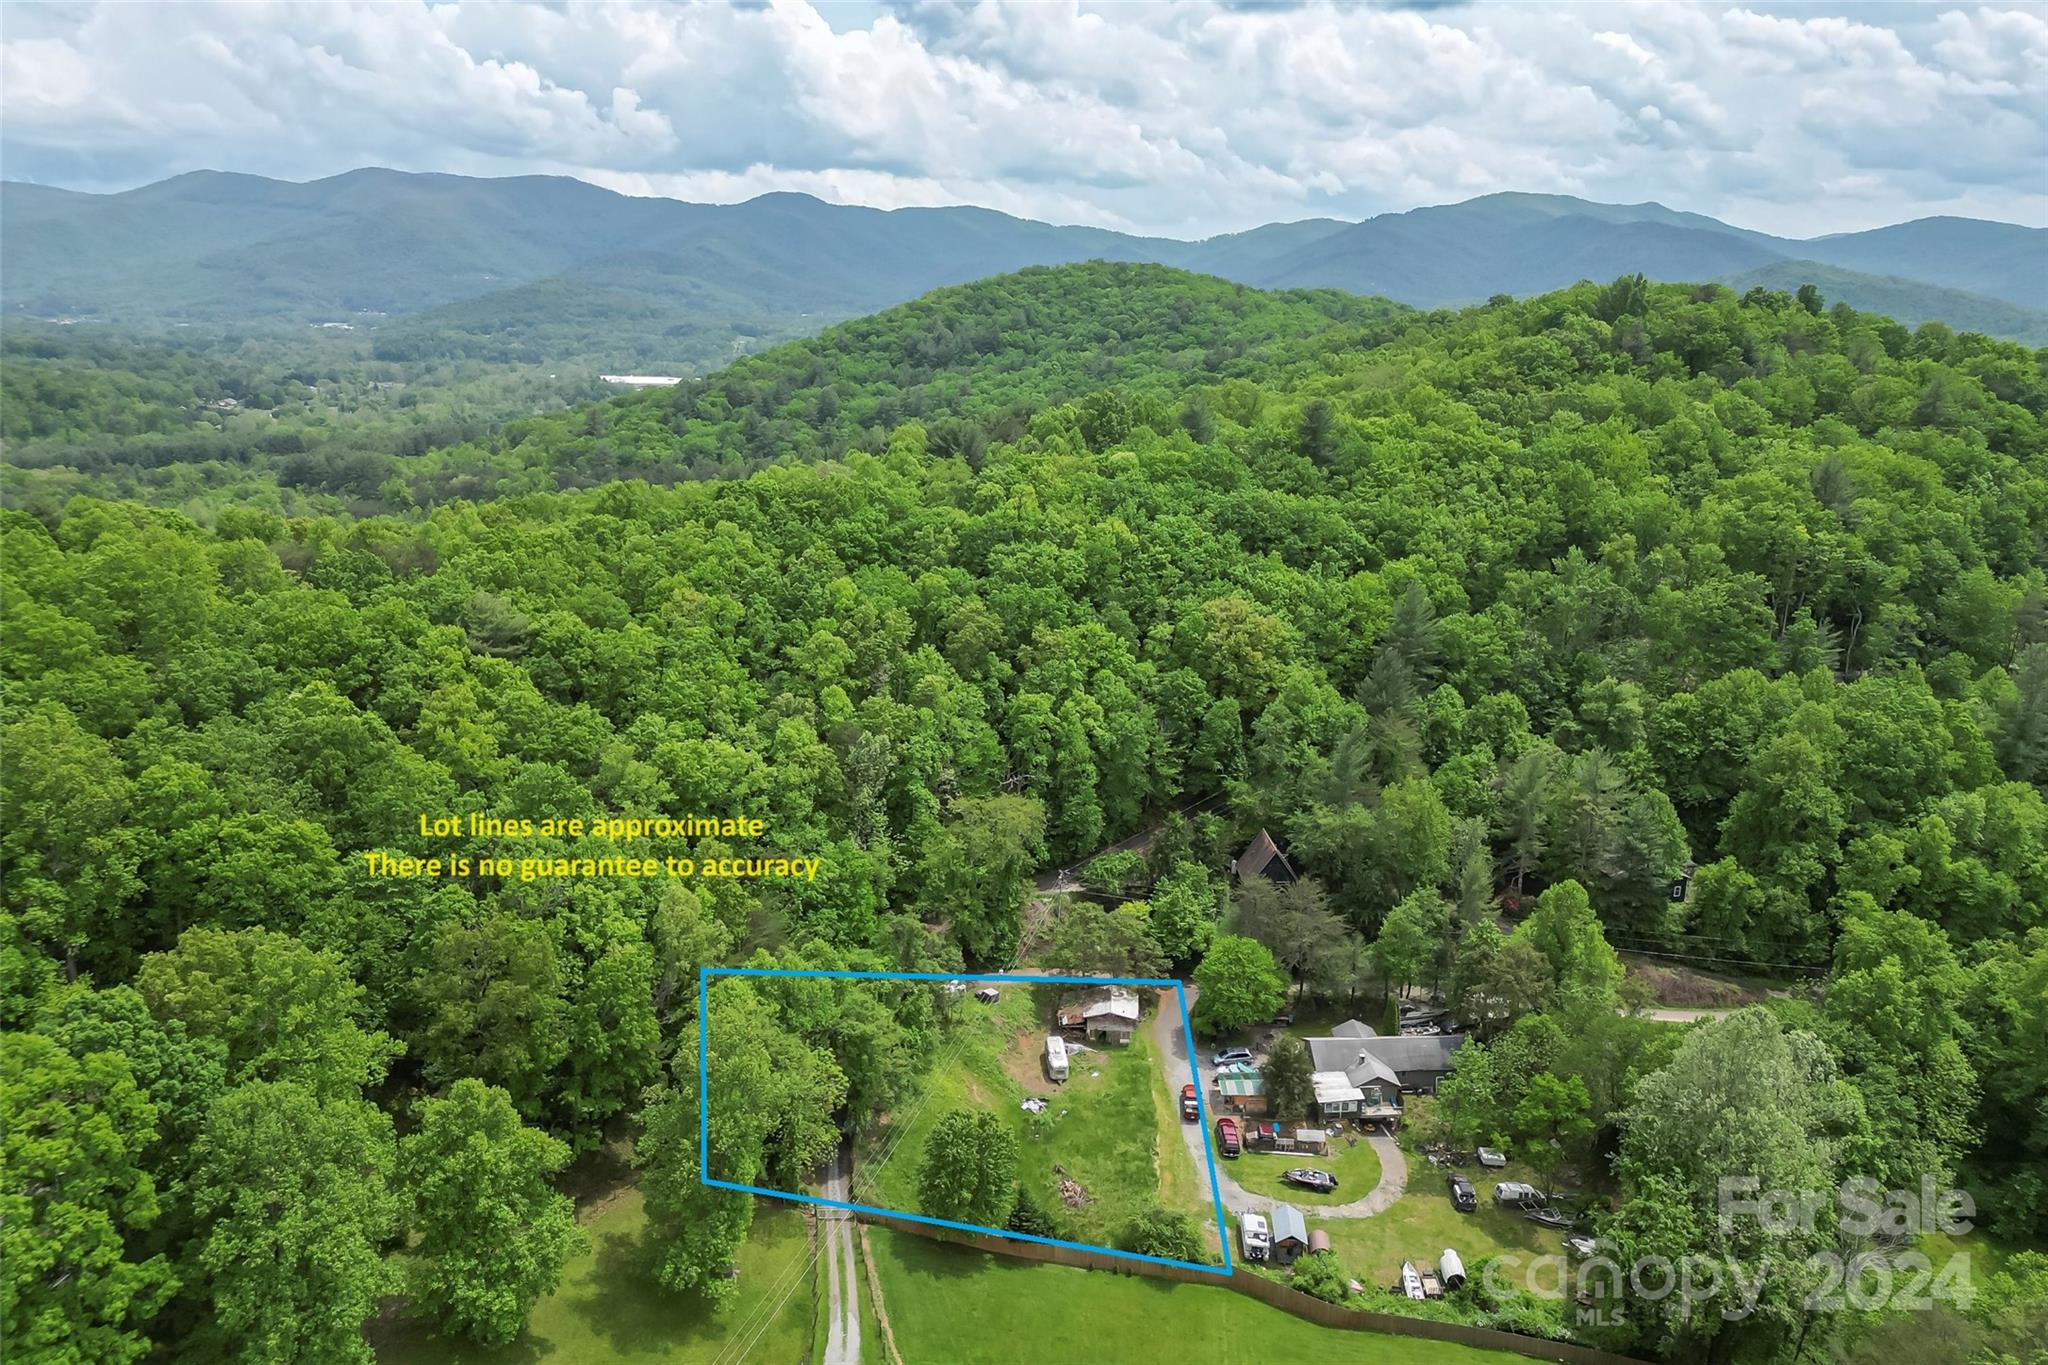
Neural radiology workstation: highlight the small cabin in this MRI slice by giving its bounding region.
[1044,1034,1069,1082]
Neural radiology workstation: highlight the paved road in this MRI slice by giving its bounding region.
[1641,1006,1739,1022]
[1153,986,1406,1222]
[819,1149,861,1365]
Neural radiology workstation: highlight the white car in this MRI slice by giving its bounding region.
[1240,1212,1270,1261]
[1476,1147,1507,1168]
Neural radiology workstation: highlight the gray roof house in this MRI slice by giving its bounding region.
[1304,1022,1465,1121]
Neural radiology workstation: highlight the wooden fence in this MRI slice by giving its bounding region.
[857,1212,1647,1365]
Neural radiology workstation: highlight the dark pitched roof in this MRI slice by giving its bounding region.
[1236,829,1297,883]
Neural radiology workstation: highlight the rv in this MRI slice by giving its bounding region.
[1044,1034,1069,1082]
[1240,1212,1270,1261]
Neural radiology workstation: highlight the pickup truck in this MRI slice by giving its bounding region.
[1216,1116,1241,1158]
[1180,1083,1200,1122]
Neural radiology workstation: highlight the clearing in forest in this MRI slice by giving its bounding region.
[699,967,1232,1274]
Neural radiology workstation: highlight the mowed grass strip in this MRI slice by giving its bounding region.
[373,1191,814,1365]
[868,1228,1533,1364]
[1227,1130,1383,1208]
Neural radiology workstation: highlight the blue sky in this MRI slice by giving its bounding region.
[3,1,2042,238]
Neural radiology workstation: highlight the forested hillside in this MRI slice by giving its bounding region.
[9,170,2044,370]
[3,265,1403,509]
[4,266,2046,1363]
[0,323,610,513]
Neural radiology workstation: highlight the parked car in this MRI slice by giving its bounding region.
[1270,1008,1295,1026]
[1180,1083,1200,1122]
[1476,1147,1507,1168]
[1212,1047,1255,1067]
[1240,1211,1270,1261]
[1446,1173,1476,1212]
[1282,1168,1338,1193]
[1216,1117,1241,1158]
[1493,1181,1546,1209]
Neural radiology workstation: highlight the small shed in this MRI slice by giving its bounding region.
[1216,1064,1268,1115]
[1269,1203,1309,1265]
[1044,1034,1069,1082]
[1057,986,1142,1045]
[1440,1248,1466,1289]
[1307,1229,1331,1256]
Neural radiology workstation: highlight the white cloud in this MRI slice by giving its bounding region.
[1,0,2041,237]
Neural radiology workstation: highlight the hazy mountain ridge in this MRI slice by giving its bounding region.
[5,168,2042,361]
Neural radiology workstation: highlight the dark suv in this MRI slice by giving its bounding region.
[1446,1172,1476,1213]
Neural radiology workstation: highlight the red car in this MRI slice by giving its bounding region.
[1216,1117,1241,1158]
[1180,1083,1200,1122]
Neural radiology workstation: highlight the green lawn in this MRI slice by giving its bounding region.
[858,986,1177,1249]
[1309,1186,1562,1293]
[1298,1138,1582,1293]
[1228,1131,1383,1208]
[870,1227,1533,1364]
[371,1191,814,1364]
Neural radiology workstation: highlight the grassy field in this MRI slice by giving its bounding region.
[1228,1132,1383,1208]
[1309,1184,1563,1292]
[858,985,1190,1249]
[869,1227,1534,1364]
[372,1190,815,1364]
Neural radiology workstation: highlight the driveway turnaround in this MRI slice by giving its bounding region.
[1153,988,1407,1220]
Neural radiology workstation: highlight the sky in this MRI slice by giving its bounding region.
[3,0,2044,240]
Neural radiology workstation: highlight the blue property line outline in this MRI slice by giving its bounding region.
[697,966,1234,1277]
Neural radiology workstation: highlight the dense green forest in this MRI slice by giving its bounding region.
[3,264,2045,1364]
[0,324,612,512]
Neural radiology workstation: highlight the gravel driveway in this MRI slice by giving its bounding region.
[1154,987,1407,1221]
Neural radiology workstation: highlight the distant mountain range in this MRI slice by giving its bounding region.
[5,169,2042,370]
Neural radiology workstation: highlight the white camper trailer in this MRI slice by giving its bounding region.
[1240,1212,1270,1261]
[1439,1248,1467,1290]
[1044,1034,1069,1082]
